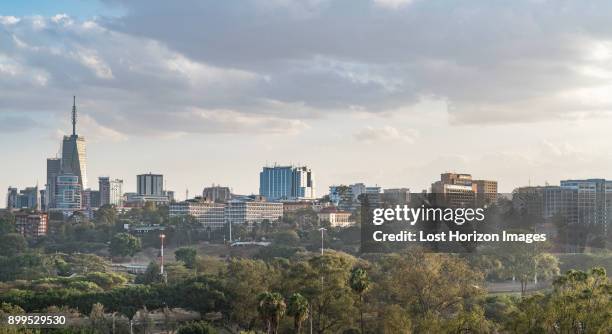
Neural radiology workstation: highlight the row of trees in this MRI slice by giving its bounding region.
[0,249,609,333]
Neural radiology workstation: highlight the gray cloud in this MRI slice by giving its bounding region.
[2,0,612,138]
[97,0,612,122]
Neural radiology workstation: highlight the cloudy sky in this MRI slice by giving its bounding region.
[3,0,612,203]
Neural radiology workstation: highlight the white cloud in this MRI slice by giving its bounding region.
[0,16,20,25]
[51,13,73,26]
[72,48,114,79]
[353,126,418,143]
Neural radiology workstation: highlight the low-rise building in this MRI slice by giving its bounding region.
[282,201,313,213]
[317,206,354,227]
[15,211,48,238]
[169,197,226,230]
[225,195,283,225]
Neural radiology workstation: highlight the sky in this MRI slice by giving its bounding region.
[3,0,612,205]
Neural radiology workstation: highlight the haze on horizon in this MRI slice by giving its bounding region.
[3,0,612,205]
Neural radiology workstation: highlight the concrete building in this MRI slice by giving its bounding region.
[15,211,48,238]
[164,190,175,203]
[137,173,164,197]
[513,181,611,231]
[473,180,498,205]
[203,185,232,203]
[169,197,226,230]
[283,201,314,213]
[122,173,169,206]
[431,173,497,208]
[99,177,124,207]
[317,206,355,227]
[259,165,315,201]
[560,179,612,234]
[225,195,283,225]
[383,188,411,205]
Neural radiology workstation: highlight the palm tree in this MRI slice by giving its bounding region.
[287,293,309,334]
[349,267,370,334]
[257,292,286,334]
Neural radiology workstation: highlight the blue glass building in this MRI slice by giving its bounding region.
[259,165,315,201]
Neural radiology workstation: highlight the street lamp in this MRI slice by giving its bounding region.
[319,227,327,255]
[159,233,166,275]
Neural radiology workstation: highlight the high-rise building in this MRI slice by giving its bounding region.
[292,166,315,199]
[6,186,39,210]
[432,173,475,207]
[203,185,232,203]
[99,177,124,207]
[90,190,101,208]
[40,189,47,211]
[259,165,315,201]
[431,173,498,208]
[6,187,18,209]
[46,158,61,210]
[61,97,87,190]
[54,174,82,214]
[560,179,612,231]
[513,179,612,235]
[99,177,110,205]
[137,173,164,197]
[122,173,169,206]
[82,189,94,210]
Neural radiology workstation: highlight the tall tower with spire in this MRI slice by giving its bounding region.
[61,96,88,189]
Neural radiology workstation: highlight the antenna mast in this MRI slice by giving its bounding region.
[72,96,77,136]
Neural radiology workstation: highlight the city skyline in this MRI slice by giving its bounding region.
[4,1,612,203]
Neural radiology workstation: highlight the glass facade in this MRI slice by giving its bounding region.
[61,135,87,189]
[55,174,82,212]
[259,166,315,201]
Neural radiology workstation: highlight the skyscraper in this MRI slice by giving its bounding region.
[61,97,87,189]
[259,165,315,201]
[46,158,61,209]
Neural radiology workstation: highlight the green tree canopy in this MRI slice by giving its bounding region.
[109,233,141,258]
[0,233,27,256]
[175,247,197,269]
